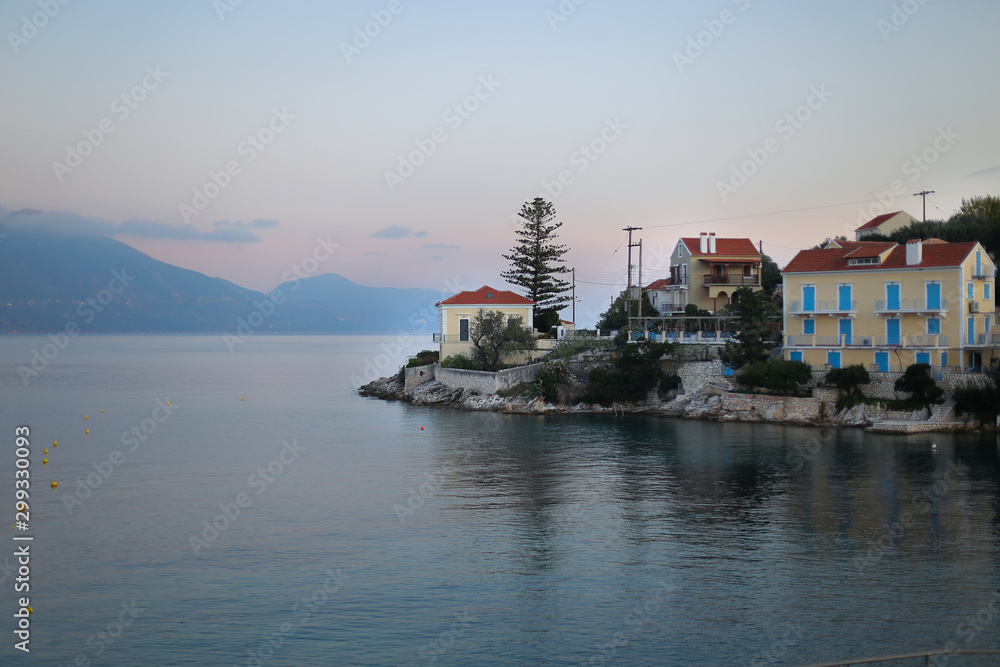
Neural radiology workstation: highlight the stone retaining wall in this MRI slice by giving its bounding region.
[410,362,544,394]
[719,392,822,423]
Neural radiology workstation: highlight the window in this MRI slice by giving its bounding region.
[789,351,803,362]
[459,317,470,342]
[976,250,982,276]
[848,257,880,265]
[968,317,975,345]
[838,318,852,346]
[837,284,853,311]
[802,285,816,312]
[927,318,941,335]
[916,352,930,365]
[803,319,815,335]
[941,351,948,368]
[887,318,901,345]
[875,351,889,373]
[986,282,992,300]
[968,282,974,300]
[885,282,900,310]
[926,282,942,309]
[827,351,841,369]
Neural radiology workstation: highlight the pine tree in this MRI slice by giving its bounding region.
[501,198,572,332]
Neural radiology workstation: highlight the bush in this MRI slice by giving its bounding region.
[580,341,673,406]
[825,364,870,395]
[405,350,439,368]
[736,358,812,395]
[528,360,569,403]
[953,366,1000,424]
[440,354,480,370]
[659,373,681,396]
[894,363,944,406]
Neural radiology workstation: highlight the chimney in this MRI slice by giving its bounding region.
[708,233,717,254]
[699,232,708,254]
[906,238,922,265]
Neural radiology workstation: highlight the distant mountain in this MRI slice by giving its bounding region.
[0,221,445,334]
[274,273,443,334]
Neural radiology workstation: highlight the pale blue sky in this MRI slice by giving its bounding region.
[2,0,998,325]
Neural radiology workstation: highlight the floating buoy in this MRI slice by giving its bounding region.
[26,606,32,614]
[50,482,58,488]
[932,443,937,449]
[84,415,88,420]
[167,401,170,405]
[85,429,90,434]
[101,409,104,413]
[43,459,48,465]
[53,440,57,446]
[241,398,245,401]
[420,426,424,430]
[43,448,48,454]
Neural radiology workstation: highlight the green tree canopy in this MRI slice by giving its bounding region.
[760,253,782,293]
[501,198,572,333]
[468,309,536,372]
[596,292,657,330]
[719,286,779,369]
[857,194,1000,258]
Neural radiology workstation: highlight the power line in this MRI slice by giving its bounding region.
[640,198,889,231]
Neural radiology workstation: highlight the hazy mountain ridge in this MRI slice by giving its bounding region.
[0,221,445,334]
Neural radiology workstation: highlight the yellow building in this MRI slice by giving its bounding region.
[655,233,763,313]
[434,285,535,362]
[782,238,998,372]
[854,210,918,240]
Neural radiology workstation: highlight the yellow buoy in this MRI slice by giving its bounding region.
[50,481,58,488]
[84,415,88,420]
[167,401,170,405]
[26,606,32,614]
[101,409,105,413]
[44,448,48,454]
[85,429,90,434]
[53,440,58,446]
[242,398,245,401]
[43,459,48,465]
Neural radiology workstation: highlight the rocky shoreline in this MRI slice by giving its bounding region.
[358,372,984,432]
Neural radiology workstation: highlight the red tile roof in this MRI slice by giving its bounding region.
[680,237,761,258]
[855,211,902,231]
[783,241,978,274]
[436,285,535,306]
[644,278,670,290]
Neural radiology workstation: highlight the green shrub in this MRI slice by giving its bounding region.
[736,358,812,395]
[825,364,870,395]
[440,354,480,370]
[659,373,681,396]
[894,363,944,406]
[405,350,439,367]
[580,342,672,406]
[528,360,569,403]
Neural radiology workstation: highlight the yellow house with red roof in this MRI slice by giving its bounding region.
[782,238,997,372]
[854,211,918,240]
[434,286,536,362]
[651,233,763,314]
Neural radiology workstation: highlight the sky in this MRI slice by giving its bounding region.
[2,0,998,327]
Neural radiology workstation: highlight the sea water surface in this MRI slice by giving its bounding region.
[0,335,998,666]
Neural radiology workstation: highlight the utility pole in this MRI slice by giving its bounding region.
[571,267,576,325]
[623,227,642,327]
[913,190,934,222]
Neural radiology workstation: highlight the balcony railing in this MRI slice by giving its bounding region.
[967,332,998,347]
[973,267,997,278]
[702,274,760,287]
[873,298,947,314]
[433,333,469,343]
[786,334,948,348]
[788,300,857,315]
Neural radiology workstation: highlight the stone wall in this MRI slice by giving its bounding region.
[719,392,822,424]
[430,362,544,394]
[673,360,727,395]
[808,366,964,400]
[403,363,436,391]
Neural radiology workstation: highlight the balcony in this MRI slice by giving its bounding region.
[873,298,947,315]
[973,267,997,279]
[966,333,999,348]
[703,274,760,287]
[433,333,468,343]
[786,334,948,348]
[788,300,858,317]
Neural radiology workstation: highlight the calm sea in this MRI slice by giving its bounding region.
[0,335,998,666]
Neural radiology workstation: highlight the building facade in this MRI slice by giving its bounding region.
[854,211,918,240]
[651,234,762,314]
[782,238,998,372]
[434,285,535,362]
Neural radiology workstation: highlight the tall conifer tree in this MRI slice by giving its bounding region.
[501,198,571,331]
